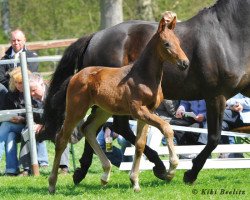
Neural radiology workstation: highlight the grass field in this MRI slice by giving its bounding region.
[0,140,250,200]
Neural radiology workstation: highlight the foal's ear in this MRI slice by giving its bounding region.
[164,11,177,30]
[157,16,177,33]
[157,17,166,33]
[167,16,176,30]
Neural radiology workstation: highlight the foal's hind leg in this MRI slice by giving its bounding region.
[81,109,112,185]
[73,106,105,185]
[48,99,90,193]
[48,113,85,194]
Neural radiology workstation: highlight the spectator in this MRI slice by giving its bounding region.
[218,93,250,158]
[154,99,179,146]
[96,122,132,167]
[170,100,207,159]
[18,72,70,176]
[0,83,8,109]
[155,99,180,122]
[0,67,32,175]
[0,29,38,90]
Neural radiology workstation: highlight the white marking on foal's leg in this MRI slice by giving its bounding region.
[166,138,179,180]
[129,171,141,192]
[100,160,112,186]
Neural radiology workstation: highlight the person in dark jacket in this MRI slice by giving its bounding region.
[0,29,38,109]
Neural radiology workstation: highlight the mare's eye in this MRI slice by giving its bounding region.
[164,42,171,48]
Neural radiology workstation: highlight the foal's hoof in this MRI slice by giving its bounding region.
[133,186,141,193]
[166,173,175,181]
[153,166,168,181]
[101,179,109,186]
[73,167,86,185]
[183,170,197,185]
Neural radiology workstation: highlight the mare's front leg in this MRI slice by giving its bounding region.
[184,96,226,184]
[129,120,148,192]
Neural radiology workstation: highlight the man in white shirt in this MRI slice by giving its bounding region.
[220,93,250,158]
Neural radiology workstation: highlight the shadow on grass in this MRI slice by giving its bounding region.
[213,175,227,181]
[0,174,175,197]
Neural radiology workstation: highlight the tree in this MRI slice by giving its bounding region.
[136,0,154,21]
[1,0,11,37]
[100,0,123,30]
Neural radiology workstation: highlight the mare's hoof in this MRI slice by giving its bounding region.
[183,170,197,185]
[48,186,55,195]
[73,167,86,185]
[153,166,168,181]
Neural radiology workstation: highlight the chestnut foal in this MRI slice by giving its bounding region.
[48,14,189,193]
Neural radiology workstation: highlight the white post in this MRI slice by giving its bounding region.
[20,52,40,176]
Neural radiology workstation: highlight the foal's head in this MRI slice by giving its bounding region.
[157,11,189,70]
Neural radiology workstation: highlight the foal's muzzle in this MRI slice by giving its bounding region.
[177,59,189,71]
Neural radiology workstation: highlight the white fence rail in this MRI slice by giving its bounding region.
[119,124,250,171]
[0,55,62,65]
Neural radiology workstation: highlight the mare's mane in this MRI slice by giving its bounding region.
[196,0,241,18]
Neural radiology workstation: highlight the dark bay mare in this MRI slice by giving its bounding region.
[43,0,250,187]
[48,15,189,193]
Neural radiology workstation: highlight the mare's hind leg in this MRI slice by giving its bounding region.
[81,108,112,185]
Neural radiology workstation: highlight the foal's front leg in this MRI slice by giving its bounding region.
[147,115,178,180]
[162,122,179,180]
[129,120,148,192]
[133,106,179,181]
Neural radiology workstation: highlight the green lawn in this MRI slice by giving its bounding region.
[0,141,250,200]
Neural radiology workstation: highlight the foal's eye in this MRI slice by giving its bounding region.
[164,42,171,48]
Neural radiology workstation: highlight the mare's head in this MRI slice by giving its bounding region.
[157,11,189,70]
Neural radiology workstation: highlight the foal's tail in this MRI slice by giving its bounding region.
[42,33,95,141]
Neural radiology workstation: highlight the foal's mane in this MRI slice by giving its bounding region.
[118,33,159,86]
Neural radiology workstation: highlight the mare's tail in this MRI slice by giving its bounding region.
[42,34,95,141]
